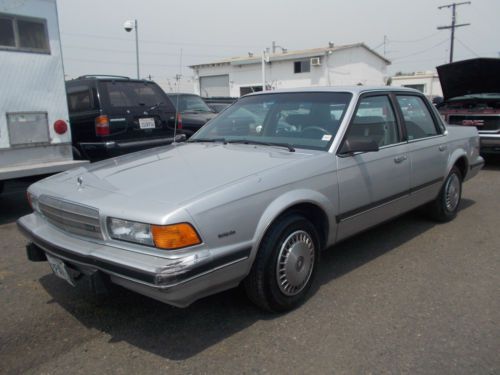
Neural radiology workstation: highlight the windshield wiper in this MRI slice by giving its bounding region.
[226,139,295,152]
[185,109,211,113]
[149,102,164,110]
[187,138,226,143]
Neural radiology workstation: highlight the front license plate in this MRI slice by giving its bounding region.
[139,117,155,129]
[46,254,75,286]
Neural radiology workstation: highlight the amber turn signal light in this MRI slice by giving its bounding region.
[151,223,201,250]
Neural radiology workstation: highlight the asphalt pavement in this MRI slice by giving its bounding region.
[0,161,499,374]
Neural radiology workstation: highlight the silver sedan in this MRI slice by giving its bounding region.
[18,87,484,312]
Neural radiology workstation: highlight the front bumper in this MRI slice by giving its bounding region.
[78,137,175,160]
[17,213,251,307]
[479,133,500,154]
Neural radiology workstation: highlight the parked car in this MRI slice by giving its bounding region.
[18,87,483,312]
[436,58,500,155]
[203,97,237,113]
[66,75,178,161]
[168,93,217,137]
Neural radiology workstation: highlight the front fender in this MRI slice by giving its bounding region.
[248,188,336,264]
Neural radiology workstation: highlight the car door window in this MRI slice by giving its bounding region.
[346,95,399,147]
[396,95,439,140]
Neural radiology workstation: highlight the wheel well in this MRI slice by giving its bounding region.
[275,203,329,249]
[454,156,468,180]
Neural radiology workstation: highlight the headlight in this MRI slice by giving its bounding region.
[107,218,201,250]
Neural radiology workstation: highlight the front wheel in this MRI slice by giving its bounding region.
[427,166,462,222]
[244,214,320,312]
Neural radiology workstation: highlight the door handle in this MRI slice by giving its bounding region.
[394,155,407,164]
[439,145,448,152]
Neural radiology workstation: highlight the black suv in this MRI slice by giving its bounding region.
[66,75,179,161]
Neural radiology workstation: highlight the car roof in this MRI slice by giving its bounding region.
[66,75,157,84]
[167,93,200,96]
[244,86,421,97]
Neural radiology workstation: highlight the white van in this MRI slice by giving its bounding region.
[0,0,87,194]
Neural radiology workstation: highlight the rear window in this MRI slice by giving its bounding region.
[170,95,213,113]
[99,81,175,111]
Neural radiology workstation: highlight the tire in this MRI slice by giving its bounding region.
[244,213,320,312]
[427,166,462,222]
[0,181,4,195]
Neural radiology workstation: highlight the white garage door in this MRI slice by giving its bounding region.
[200,75,230,97]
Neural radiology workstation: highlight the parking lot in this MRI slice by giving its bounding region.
[0,159,499,375]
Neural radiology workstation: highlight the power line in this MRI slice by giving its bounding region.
[390,39,450,61]
[455,38,480,57]
[64,57,181,68]
[437,1,471,63]
[388,32,441,44]
[61,31,261,49]
[62,44,226,59]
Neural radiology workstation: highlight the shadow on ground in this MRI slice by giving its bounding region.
[483,154,500,170]
[0,178,39,225]
[39,198,476,360]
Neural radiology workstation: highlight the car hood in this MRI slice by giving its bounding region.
[45,143,314,206]
[437,58,500,100]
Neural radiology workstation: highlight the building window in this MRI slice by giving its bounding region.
[403,84,425,93]
[0,13,50,54]
[294,60,310,74]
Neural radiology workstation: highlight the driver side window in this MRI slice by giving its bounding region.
[346,95,400,147]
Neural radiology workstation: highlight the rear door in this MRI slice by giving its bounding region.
[336,93,410,241]
[395,94,448,209]
[98,80,177,141]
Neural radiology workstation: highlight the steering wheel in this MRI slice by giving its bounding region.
[301,126,331,138]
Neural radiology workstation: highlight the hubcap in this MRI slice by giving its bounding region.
[276,230,315,296]
[445,173,461,212]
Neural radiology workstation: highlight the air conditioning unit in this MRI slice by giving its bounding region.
[310,57,321,66]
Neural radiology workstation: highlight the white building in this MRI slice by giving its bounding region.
[189,43,391,97]
[390,71,443,98]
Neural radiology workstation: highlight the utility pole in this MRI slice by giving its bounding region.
[261,50,269,91]
[383,35,387,57]
[437,1,471,63]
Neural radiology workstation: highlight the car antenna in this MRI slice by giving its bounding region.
[173,48,182,141]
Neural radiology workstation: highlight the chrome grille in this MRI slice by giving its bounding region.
[449,115,500,132]
[38,195,103,240]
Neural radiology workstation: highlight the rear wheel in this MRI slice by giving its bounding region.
[244,214,320,312]
[427,166,462,222]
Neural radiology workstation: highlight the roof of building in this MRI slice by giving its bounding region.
[189,43,391,69]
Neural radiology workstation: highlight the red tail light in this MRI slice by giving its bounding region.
[95,115,110,136]
[53,119,68,134]
[176,113,183,129]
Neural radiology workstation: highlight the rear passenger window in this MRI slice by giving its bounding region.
[67,90,92,112]
[347,95,399,147]
[396,95,439,140]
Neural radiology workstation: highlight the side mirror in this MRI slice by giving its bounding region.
[339,138,379,155]
[174,133,187,143]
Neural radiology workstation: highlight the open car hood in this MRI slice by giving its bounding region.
[437,58,500,100]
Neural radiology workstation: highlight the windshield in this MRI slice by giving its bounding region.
[191,92,352,151]
[170,94,213,113]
